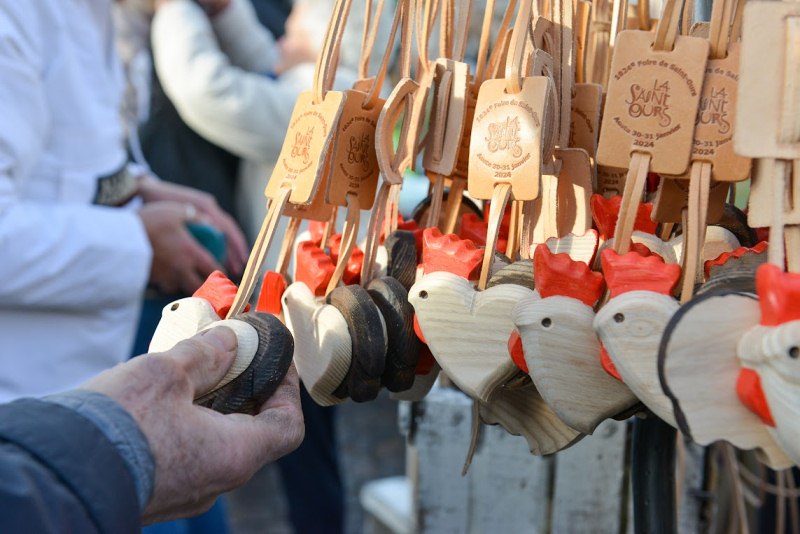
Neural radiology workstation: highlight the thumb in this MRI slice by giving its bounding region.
[170,327,238,396]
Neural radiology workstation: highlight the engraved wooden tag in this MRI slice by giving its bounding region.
[596,165,628,197]
[688,44,751,182]
[570,83,604,159]
[735,2,800,159]
[283,153,336,222]
[265,91,345,203]
[468,77,549,201]
[597,31,709,174]
[325,90,382,210]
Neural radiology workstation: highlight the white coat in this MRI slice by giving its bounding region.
[0,0,152,401]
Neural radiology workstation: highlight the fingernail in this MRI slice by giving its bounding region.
[201,326,237,352]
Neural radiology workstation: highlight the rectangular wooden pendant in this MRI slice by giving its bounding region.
[423,59,470,176]
[597,30,709,175]
[570,83,603,159]
[265,91,345,204]
[735,2,800,159]
[325,90,383,210]
[468,77,549,201]
[652,177,729,224]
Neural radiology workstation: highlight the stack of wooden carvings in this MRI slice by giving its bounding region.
[149,0,800,488]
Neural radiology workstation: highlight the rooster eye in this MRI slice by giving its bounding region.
[613,313,624,323]
[541,318,552,328]
[170,303,180,311]
[789,346,799,359]
[419,290,428,300]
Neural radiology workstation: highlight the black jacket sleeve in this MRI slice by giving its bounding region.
[0,399,141,533]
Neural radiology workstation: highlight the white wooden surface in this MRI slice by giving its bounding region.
[552,419,628,533]
[364,388,707,534]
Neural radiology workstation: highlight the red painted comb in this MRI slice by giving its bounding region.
[328,234,364,286]
[307,221,326,245]
[704,242,768,279]
[543,230,600,266]
[296,241,335,297]
[193,271,246,318]
[460,213,508,254]
[601,248,681,298]
[380,214,419,245]
[421,228,483,279]
[507,330,529,374]
[256,271,287,315]
[591,194,657,240]
[534,245,604,306]
[757,263,800,326]
[736,368,775,426]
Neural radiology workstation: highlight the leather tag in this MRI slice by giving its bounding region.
[735,3,800,159]
[688,44,751,182]
[265,91,345,203]
[652,177,729,224]
[597,31,709,174]
[468,77,549,201]
[570,82,603,158]
[326,90,383,210]
[423,59,470,176]
[596,165,628,197]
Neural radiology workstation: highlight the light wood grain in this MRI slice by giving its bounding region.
[282,282,351,406]
[514,296,638,434]
[479,381,584,455]
[594,291,679,426]
[659,292,793,469]
[409,272,536,402]
[150,297,260,394]
[739,322,800,467]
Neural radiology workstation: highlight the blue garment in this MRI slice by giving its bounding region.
[0,393,155,533]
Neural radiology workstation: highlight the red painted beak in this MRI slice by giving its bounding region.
[736,368,776,427]
[507,331,529,374]
[599,343,624,382]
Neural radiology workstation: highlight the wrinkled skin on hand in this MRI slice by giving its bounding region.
[82,327,304,523]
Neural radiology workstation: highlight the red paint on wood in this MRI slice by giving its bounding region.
[600,344,624,382]
[421,228,483,279]
[736,368,776,426]
[704,242,769,278]
[308,221,326,244]
[591,194,657,240]
[755,227,770,244]
[459,213,508,254]
[256,271,287,315]
[534,245,604,306]
[193,271,243,318]
[296,241,335,296]
[601,249,681,298]
[416,343,436,375]
[507,330,529,374]
[757,263,800,326]
[646,172,661,194]
[328,234,364,286]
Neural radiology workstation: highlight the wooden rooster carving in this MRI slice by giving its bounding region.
[514,245,638,434]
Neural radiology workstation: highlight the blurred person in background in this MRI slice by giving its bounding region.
[0,0,247,404]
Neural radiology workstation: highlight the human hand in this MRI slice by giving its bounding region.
[82,327,304,523]
[139,176,248,276]
[139,202,224,294]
